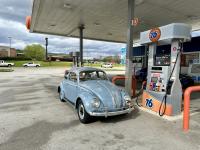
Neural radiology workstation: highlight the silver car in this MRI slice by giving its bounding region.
[58,67,134,123]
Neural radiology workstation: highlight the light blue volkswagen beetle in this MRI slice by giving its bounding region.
[58,67,134,123]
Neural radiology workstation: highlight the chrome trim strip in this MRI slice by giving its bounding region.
[88,107,134,117]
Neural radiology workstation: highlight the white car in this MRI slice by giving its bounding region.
[23,62,40,67]
[0,60,14,67]
[101,63,113,68]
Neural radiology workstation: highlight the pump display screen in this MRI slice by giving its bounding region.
[155,55,170,66]
[151,77,158,83]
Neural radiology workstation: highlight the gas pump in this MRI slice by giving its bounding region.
[140,23,191,116]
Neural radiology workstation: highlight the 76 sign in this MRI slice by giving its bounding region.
[146,99,153,108]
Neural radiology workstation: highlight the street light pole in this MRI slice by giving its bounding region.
[45,37,48,60]
[8,37,12,57]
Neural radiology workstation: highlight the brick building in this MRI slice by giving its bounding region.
[0,46,16,57]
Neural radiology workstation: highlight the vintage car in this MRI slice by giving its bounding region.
[58,67,134,123]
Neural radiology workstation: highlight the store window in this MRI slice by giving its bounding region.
[181,53,199,67]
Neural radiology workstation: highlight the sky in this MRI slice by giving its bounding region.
[1,0,200,58]
[0,0,125,58]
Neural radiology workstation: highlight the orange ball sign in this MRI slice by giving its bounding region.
[149,28,161,42]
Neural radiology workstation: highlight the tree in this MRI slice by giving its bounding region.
[24,44,45,60]
[102,55,121,64]
[102,56,113,62]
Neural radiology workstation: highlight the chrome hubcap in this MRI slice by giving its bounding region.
[79,104,84,120]
[60,91,64,100]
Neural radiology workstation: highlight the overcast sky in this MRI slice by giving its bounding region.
[1,0,200,58]
[0,0,126,58]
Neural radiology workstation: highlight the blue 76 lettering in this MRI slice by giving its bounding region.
[146,99,153,108]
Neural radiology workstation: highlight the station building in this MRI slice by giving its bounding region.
[0,46,16,57]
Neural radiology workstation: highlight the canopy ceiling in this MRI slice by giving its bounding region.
[30,0,200,43]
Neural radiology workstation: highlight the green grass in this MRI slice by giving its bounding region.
[84,63,125,67]
[8,61,73,67]
[7,60,125,68]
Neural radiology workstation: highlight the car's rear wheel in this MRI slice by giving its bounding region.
[8,64,11,67]
[77,100,91,123]
[24,65,27,67]
[36,65,39,67]
[59,89,66,102]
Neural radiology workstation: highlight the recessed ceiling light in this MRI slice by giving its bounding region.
[94,22,101,26]
[64,3,72,9]
[135,0,144,6]
[48,24,56,30]
[187,15,199,20]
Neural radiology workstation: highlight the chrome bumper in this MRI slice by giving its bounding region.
[88,107,134,117]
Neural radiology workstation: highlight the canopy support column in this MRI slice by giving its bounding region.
[79,25,85,67]
[125,0,135,95]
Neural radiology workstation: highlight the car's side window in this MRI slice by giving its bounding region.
[97,71,107,80]
[69,72,77,82]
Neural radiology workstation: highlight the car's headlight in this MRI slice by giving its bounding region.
[91,98,100,108]
[124,95,131,101]
[124,95,132,106]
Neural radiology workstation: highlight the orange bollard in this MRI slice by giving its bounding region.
[183,86,200,132]
[131,76,137,97]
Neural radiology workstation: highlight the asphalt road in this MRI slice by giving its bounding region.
[0,67,200,150]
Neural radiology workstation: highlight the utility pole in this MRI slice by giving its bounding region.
[45,37,48,60]
[8,37,12,57]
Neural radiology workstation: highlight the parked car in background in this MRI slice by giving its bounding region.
[135,67,194,89]
[23,62,40,67]
[0,60,14,67]
[101,63,113,68]
[58,67,133,123]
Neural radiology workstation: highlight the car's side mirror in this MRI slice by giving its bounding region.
[64,75,68,79]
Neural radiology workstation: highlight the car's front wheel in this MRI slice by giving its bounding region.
[59,89,66,102]
[77,100,91,123]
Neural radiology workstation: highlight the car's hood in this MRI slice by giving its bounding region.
[80,80,125,109]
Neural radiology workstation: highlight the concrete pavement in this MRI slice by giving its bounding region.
[0,67,199,150]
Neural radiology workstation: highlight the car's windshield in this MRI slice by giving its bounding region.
[79,70,108,81]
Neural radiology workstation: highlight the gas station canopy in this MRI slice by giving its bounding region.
[30,0,200,43]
